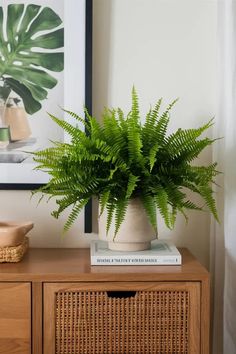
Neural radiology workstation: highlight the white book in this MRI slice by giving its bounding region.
[90,240,182,266]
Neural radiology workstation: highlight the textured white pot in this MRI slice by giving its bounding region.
[98,198,156,251]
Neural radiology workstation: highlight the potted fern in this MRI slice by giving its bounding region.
[33,88,219,251]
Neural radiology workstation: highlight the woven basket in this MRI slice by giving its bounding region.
[0,237,29,263]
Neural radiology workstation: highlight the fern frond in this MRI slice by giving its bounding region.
[150,98,163,123]
[161,98,179,117]
[117,108,126,130]
[106,202,115,235]
[183,138,215,162]
[154,187,171,229]
[127,121,143,162]
[126,174,139,199]
[141,194,157,233]
[52,194,79,219]
[187,163,219,184]
[131,86,140,123]
[61,108,90,130]
[142,99,162,139]
[63,199,89,231]
[166,118,214,145]
[182,200,202,210]
[154,98,178,143]
[102,109,127,152]
[99,191,110,216]
[114,199,128,238]
[198,185,219,221]
[48,113,82,140]
[125,87,143,162]
[149,143,159,171]
[163,183,185,207]
[164,120,214,162]
[169,206,177,229]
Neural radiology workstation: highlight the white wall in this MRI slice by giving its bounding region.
[0,0,217,267]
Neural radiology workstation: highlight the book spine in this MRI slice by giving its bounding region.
[91,256,181,266]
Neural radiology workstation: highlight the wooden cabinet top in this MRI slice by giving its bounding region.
[0,248,209,282]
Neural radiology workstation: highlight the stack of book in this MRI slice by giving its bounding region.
[90,240,182,266]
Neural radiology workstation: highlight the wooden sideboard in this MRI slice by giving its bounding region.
[0,248,210,354]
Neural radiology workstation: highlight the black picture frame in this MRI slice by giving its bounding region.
[0,0,93,233]
[84,0,93,232]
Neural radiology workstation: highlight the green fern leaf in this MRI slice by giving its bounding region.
[169,207,177,228]
[164,120,214,162]
[198,185,219,221]
[141,194,157,233]
[188,163,219,184]
[127,122,142,161]
[63,199,89,231]
[61,108,90,130]
[154,187,171,229]
[126,174,139,199]
[48,113,83,140]
[117,107,126,130]
[182,200,202,210]
[114,199,128,238]
[99,191,110,216]
[149,143,159,171]
[155,98,178,143]
[142,99,162,142]
[106,202,116,235]
[125,87,143,162]
[52,194,79,218]
[150,98,163,123]
[131,86,140,122]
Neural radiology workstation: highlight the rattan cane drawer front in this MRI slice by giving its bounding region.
[44,282,200,354]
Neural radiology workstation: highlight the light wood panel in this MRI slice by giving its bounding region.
[0,282,31,354]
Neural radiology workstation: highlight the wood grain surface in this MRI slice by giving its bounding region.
[0,282,31,354]
[0,248,208,282]
[0,248,210,354]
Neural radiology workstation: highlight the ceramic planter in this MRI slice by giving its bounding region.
[98,198,156,251]
[0,221,33,247]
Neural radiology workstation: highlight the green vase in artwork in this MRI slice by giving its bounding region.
[0,126,10,149]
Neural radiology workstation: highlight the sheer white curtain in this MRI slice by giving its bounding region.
[211,1,236,353]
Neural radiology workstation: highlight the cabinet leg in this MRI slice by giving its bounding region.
[32,282,43,354]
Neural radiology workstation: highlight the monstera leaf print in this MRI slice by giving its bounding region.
[0,4,64,114]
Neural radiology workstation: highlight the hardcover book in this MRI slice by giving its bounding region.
[90,240,182,266]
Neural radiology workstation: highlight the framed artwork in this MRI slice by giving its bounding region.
[0,0,93,232]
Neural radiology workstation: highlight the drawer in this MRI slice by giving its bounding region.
[0,282,31,354]
[44,282,200,354]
